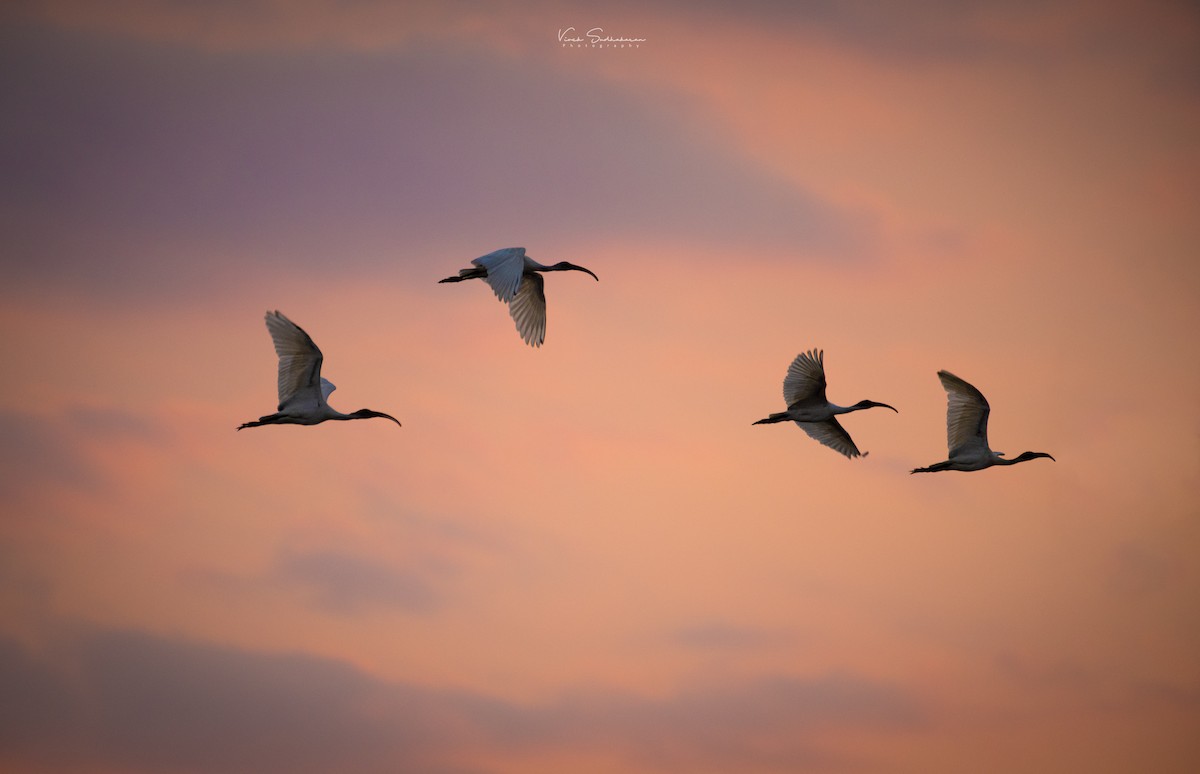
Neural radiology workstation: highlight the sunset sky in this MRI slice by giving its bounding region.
[1,1,1198,772]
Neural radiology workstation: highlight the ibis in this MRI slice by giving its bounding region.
[438,247,598,347]
[237,310,401,430]
[911,370,1054,473]
[753,349,897,458]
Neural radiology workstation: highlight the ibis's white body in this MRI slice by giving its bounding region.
[271,378,343,425]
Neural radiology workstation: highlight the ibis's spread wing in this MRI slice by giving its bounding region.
[473,247,527,303]
[264,310,325,412]
[795,417,862,459]
[508,271,547,347]
[783,349,827,407]
[938,370,990,456]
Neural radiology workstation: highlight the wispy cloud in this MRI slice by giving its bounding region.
[65,405,169,442]
[0,406,173,504]
[0,410,102,501]
[672,621,795,650]
[0,627,922,774]
[276,548,443,615]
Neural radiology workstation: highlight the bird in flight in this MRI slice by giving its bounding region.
[237,310,401,430]
[438,247,598,347]
[911,370,1053,473]
[753,349,897,458]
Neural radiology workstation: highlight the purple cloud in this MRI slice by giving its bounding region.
[0,19,874,301]
[0,627,922,773]
[0,410,103,501]
[276,548,443,615]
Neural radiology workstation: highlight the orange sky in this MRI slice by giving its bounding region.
[1,2,1198,773]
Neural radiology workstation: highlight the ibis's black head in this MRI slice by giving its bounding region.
[351,409,402,426]
[1014,451,1054,463]
[854,399,898,413]
[550,261,599,281]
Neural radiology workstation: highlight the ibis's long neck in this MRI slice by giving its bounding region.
[318,404,352,421]
[994,451,1050,466]
[323,407,372,423]
[337,408,402,426]
[538,261,598,280]
[836,399,897,416]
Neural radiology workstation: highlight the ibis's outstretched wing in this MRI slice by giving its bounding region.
[783,349,828,408]
[938,370,990,457]
[508,271,547,347]
[473,247,527,303]
[265,310,325,413]
[795,418,863,459]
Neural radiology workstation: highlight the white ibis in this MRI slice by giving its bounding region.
[237,310,400,430]
[753,349,897,458]
[911,370,1053,473]
[438,247,598,347]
